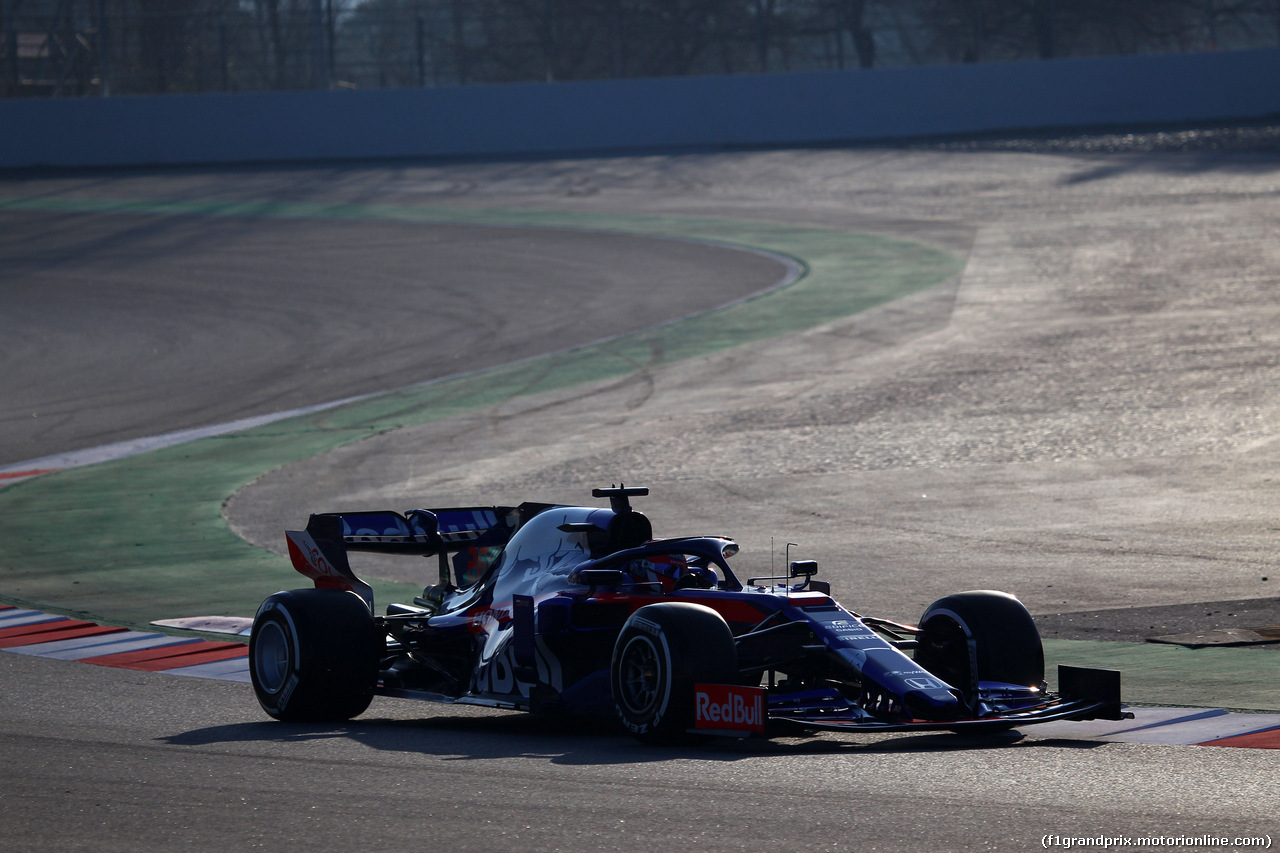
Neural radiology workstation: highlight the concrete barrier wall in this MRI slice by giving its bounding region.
[2,47,1278,168]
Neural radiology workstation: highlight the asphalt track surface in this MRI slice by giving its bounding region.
[0,208,784,465]
[3,128,1280,849]
[3,650,1276,852]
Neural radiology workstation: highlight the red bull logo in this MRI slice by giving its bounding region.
[694,684,765,734]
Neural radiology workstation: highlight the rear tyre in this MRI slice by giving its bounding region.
[913,590,1044,710]
[610,603,738,744]
[249,588,382,722]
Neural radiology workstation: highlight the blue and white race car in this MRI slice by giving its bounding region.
[249,486,1127,742]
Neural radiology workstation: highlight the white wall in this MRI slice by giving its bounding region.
[2,48,1278,168]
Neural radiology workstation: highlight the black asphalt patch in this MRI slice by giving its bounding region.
[1037,597,1280,647]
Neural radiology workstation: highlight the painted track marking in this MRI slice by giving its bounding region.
[0,605,248,682]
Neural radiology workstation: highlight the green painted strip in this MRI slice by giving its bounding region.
[2,196,966,629]
[1045,638,1280,713]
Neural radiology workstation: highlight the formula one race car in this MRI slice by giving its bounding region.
[249,486,1128,742]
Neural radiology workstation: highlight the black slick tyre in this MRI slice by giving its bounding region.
[610,602,738,744]
[249,588,382,722]
[913,589,1044,710]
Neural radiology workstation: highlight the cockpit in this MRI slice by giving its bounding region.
[487,506,645,601]
[474,502,741,602]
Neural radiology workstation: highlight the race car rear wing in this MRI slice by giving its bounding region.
[318,507,513,554]
[284,506,521,609]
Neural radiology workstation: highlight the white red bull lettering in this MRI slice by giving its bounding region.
[694,683,766,734]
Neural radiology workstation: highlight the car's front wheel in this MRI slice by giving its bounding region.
[913,589,1044,711]
[249,588,382,722]
[610,602,738,744]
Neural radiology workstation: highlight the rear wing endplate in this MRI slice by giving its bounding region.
[283,506,516,609]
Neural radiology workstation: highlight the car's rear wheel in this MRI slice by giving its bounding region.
[610,602,738,744]
[249,588,382,722]
[913,590,1044,711]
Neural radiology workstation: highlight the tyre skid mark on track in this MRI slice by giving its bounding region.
[3,605,1276,746]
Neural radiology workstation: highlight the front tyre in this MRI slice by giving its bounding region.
[610,603,738,744]
[250,588,382,722]
[913,590,1044,711]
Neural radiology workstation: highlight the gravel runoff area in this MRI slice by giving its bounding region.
[223,122,1280,644]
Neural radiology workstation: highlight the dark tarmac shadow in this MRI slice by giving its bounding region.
[162,709,1108,767]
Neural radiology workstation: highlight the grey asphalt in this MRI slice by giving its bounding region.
[3,651,1274,851]
[0,208,784,465]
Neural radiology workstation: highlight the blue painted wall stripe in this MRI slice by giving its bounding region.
[3,48,1277,168]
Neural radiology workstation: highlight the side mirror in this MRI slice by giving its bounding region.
[572,568,626,587]
[789,560,818,578]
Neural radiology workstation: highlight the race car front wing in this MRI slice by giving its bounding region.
[698,665,1132,736]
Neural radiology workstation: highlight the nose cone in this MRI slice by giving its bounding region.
[903,687,964,722]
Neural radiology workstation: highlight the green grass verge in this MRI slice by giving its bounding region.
[1045,638,1280,713]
